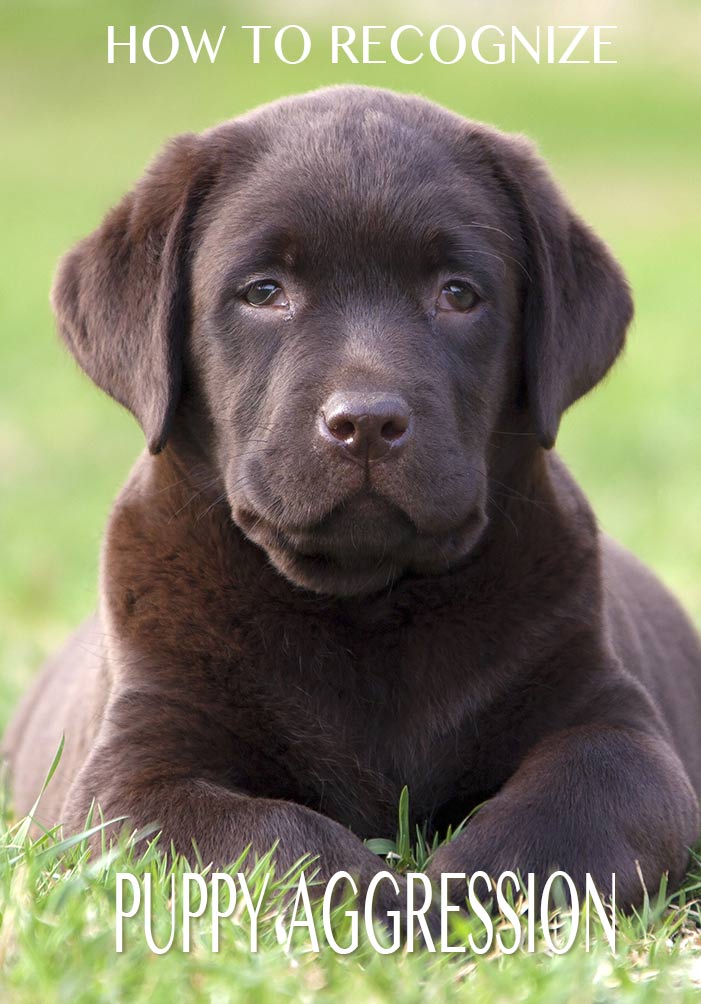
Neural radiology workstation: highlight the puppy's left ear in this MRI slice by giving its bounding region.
[480,130,634,449]
[51,134,216,454]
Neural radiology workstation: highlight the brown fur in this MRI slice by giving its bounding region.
[3,86,700,910]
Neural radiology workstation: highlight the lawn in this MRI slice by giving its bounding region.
[1,1,700,1000]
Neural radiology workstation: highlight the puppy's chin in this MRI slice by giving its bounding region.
[234,505,489,597]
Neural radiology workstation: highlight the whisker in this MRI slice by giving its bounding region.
[456,247,532,283]
[485,492,519,537]
[196,492,229,522]
[465,222,516,242]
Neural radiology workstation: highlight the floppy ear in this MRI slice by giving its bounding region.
[480,131,634,449]
[51,134,215,454]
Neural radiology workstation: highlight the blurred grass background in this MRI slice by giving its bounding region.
[0,0,699,732]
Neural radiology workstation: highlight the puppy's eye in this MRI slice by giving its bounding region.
[244,280,288,308]
[437,280,479,312]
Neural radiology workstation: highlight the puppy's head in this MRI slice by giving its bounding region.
[52,86,632,596]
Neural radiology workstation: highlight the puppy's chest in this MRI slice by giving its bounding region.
[214,620,506,833]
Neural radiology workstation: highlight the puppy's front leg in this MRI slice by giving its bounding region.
[427,725,700,909]
[62,743,385,884]
[64,759,378,882]
[56,686,406,922]
[63,755,416,929]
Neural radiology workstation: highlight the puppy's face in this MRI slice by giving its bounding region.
[52,87,633,596]
[191,112,520,594]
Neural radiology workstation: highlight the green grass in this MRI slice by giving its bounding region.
[1,774,701,1004]
[1,0,700,998]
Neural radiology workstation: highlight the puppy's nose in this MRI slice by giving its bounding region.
[319,392,411,461]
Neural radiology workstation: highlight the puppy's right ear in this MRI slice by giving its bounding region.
[51,134,216,454]
[467,125,633,449]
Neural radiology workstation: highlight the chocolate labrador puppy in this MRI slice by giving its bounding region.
[3,86,701,910]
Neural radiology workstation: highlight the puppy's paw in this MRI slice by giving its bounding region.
[425,813,625,910]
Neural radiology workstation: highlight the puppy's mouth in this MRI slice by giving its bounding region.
[235,492,487,596]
